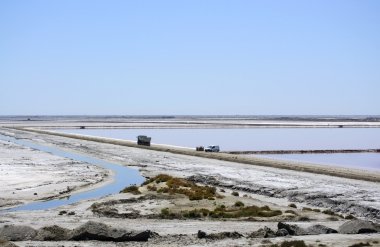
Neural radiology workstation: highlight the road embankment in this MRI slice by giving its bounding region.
[11,127,380,183]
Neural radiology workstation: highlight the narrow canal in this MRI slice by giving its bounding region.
[0,134,145,211]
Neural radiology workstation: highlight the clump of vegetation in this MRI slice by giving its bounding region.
[58,210,67,215]
[348,242,371,247]
[302,207,313,211]
[298,216,311,221]
[145,174,221,200]
[279,240,308,247]
[234,201,245,207]
[322,209,344,218]
[268,240,308,247]
[165,204,282,219]
[143,174,173,185]
[231,191,239,197]
[345,214,356,220]
[147,185,157,191]
[312,208,321,212]
[288,203,297,208]
[120,185,141,195]
[284,210,297,215]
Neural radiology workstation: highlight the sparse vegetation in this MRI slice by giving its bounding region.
[285,210,297,215]
[298,216,311,221]
[144,174,221,200]
[345,214,356,220]
[349,242,371,247]
[58,210,67,215]
[268,240,308,247]
[120,185,141,195]
[160,204,282,219]
[234,201,245,207]
[302,207,313,211]
[231,191,239,197]
[288,203,297,208]
[322,209,344,218]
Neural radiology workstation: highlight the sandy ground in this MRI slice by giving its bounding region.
[0,127,379,246]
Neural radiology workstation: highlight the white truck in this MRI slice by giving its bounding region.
[205,145,220,152]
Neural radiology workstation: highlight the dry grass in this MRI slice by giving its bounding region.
[145,174,221,200]
[120,185,141,195]
[161,204,282,219]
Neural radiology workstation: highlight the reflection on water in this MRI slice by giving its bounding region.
[0,134,144,211]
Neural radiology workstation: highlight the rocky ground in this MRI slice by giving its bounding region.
[0,127,379,246]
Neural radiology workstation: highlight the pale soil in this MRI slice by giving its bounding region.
[0,139,108,209]
[0,127,379,246]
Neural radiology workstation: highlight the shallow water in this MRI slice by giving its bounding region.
[57,128,380,171]
[0,134,144,211]
[259,153,380,171]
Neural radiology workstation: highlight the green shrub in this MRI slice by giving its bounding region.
[288,203,297,208]
[231,191,239,196]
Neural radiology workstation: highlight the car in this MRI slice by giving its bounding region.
[205,145,220,152]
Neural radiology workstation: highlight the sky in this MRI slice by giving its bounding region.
[0,1,379,115]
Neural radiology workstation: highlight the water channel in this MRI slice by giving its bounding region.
[0,134,144,211]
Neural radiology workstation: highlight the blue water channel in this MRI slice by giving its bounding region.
[0,134,145,211]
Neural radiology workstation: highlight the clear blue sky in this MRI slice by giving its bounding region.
[1,1,379,115]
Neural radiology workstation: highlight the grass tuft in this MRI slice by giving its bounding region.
[120,185,141,195]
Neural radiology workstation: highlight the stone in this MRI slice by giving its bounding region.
[338,220,379,234]
[0,225,37,241]
[69,221,157,242]
[305,224,337,235]
[249,227,276,238]
[277,222,307,236]
[35,225,71,241]
[275,228,289,236]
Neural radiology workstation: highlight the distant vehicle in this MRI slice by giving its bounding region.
[196,146,204,151]
[205,145,220,152]
[137,135,151,146]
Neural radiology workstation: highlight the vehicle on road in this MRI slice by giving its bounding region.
[137,135,151,146]
[205,145,220,152]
